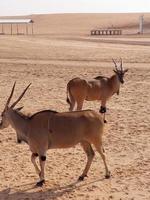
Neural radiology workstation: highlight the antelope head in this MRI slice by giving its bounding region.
[112,58,128,84]
[0,82,31,129]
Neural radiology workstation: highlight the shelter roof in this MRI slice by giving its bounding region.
[0,19,33,24]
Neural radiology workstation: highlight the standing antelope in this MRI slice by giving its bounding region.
[0,83,110,187]
[66,58,128,122]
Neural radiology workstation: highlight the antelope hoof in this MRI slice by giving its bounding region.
[105,171,111,179]
[78,175,87,181]
[104,119,107,123]
[36,179,45,187]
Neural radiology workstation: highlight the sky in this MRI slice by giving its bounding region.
[0,0,150,16]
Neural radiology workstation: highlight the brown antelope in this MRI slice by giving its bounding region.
[66,58,128,122]
[0,83,110,187]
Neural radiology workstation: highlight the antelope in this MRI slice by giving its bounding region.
[66,58,128,122]
[0,83,110,187]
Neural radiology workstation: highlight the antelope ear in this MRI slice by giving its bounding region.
[124,69,128,73]
[15,106,24,111]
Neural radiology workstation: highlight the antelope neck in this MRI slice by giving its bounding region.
[109,74,120,93]
[9,110,29,143]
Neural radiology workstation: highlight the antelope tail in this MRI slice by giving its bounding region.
[66,84,71,105]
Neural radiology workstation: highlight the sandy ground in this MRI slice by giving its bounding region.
[0,13,150,200]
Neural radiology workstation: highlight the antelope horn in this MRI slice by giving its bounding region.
[5,81,16,109]
[120,58,123,70]
[112,58,118,70]
[11,83,31,108]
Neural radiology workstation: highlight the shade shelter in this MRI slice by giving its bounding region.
[0,19,34,35]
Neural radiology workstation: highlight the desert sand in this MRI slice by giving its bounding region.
[0,13,150,200]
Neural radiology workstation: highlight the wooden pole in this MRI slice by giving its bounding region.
[11,24,12,35]
[17,24,19,35]
[2,24,4,34]
[31,22,34,35]
[26,23,28,35]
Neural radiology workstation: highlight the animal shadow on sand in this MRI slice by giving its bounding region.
[0,178,105,200]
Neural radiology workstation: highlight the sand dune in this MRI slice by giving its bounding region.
[30,13,150,35]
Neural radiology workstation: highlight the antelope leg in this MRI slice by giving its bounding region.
[79,141,95,181]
